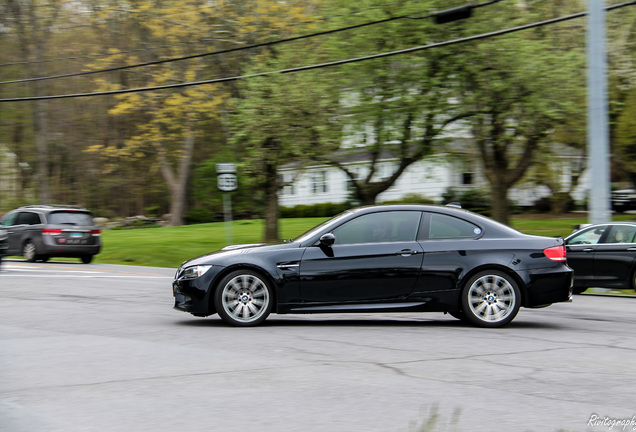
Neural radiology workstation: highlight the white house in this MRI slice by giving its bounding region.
[278,145,587,208]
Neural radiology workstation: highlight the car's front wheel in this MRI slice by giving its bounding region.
[461,270,521,328]
[214,270,273,327]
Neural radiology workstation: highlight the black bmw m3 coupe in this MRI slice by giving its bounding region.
[173,204,573,328]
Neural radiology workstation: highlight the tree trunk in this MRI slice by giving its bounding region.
[263,159,279,242]
[158,125,195,227]
[33,96,49,203]
[490,177,510,225]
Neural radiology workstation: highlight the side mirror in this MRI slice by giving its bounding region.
[319,233,335,247]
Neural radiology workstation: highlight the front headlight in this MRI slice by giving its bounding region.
[181,264,214,279]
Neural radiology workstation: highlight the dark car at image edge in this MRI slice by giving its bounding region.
[566,221,636,294]
[0,204,101,263]
[0,225,7,266]
[173,204,573,328]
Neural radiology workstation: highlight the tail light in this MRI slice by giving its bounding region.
[91,230,101,236]
[544,245,566,261]
[42,228,63,235]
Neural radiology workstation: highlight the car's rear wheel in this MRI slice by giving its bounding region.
[461,270,521,328]
[81,255,93,264]
[214,270,273,327]
[23,241,37,263]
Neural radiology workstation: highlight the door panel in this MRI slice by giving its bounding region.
[299,242,424,302]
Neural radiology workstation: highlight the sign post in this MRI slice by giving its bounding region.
[217,163,237,245]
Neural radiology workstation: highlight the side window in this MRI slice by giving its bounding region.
[566,226,608,245]
[16,212,41,225]
[428,213,481,239]
[602,226,636,244]
[333,211,421,245]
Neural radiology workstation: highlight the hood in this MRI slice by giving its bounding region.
[221,243,265,251]
[179,241,296,267]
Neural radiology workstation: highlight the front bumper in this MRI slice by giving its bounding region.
[172,266,223,316]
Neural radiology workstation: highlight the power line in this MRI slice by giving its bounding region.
[2,1,634,103]
[0,12,433,85]
[0,0,413,68]
[0,0,505,85]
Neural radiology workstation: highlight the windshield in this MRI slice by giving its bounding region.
[48,211,94,226]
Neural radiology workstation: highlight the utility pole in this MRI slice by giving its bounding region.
[587,0,611,223]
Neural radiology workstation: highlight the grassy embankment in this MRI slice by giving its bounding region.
[92,213,636,269]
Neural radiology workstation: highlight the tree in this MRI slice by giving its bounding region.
[231,57,340,241]
[84,0,236,225]
[615,86,636,186]
[449,2,585,223]
[317,0,468,206]
[608,4,636,184]
[4,0,66,204]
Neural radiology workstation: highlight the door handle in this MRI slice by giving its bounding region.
[583,248,594,252]
[628,248,636,252]
[397,249,419,256]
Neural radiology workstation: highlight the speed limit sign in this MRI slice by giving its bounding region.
[217,163,237,192]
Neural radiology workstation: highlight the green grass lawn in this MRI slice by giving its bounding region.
[95,217,330,268]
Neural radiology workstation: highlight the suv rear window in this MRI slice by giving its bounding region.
[48,211,94,226]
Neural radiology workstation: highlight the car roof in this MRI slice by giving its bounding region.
[330,203,521,236]
[16,205,90,212]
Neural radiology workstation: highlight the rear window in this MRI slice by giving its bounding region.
[428,213,482,239]
[48,211,94,226]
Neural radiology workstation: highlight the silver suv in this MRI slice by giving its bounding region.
[0,205,101,263]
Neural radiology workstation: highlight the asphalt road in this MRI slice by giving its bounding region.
[1,260,635,432]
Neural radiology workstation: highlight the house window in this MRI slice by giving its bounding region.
[279,174,295,196]
[312,171,328,194]
[462,172,473,185]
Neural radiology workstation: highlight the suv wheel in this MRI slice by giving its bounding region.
[81,255,93,264]
[23,241,38,263]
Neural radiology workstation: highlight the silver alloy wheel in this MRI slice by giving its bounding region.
[23,241,37,262]
[466,274,516,323]
[220,274,270,324]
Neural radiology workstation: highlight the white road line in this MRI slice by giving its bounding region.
[0,273,170,279]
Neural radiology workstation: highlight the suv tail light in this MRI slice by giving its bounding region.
[91,230,101,236]
[544,245,566,261]
[42,228,63,235]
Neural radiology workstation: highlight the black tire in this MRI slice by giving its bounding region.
[81,255,93,264]
[23,241,37,263]
[214,270,273,327]
[448,310,467,322]
[572,286,587,295]
[461,270,521,328]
